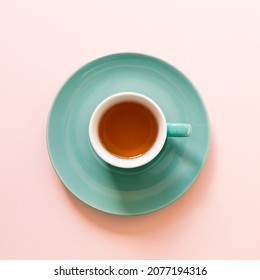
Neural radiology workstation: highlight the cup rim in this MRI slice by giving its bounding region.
[89,92,167,168]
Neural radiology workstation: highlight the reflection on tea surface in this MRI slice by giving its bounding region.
[99,102,158,158]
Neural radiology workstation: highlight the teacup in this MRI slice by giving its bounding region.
[89,92,192,168]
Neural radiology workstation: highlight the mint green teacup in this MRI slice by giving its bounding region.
[89,92,192,168]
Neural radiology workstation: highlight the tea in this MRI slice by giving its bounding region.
[98,101,158,158]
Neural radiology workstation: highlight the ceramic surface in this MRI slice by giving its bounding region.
[47,53,210,215]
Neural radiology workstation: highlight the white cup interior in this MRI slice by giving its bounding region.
[89,92,167,168]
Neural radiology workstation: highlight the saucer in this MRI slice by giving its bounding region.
[47,53,210,215]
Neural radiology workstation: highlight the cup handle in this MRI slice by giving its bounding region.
[167,123,192,137]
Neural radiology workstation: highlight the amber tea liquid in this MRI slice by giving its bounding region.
[98,101,158,158]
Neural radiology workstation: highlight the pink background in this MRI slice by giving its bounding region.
[1,0,260,259]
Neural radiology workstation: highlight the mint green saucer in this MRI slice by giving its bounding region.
[47,53,210,215]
